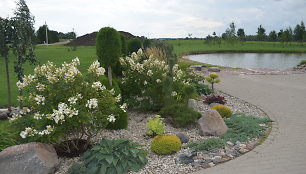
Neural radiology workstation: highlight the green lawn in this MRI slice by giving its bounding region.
[167,40,306,56]
[1,41,306,107]
[0,45,97,107]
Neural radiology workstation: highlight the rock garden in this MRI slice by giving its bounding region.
[0,27,272,174]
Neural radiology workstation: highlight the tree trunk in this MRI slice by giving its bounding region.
[108,66,112,86]
[4,55,12,112]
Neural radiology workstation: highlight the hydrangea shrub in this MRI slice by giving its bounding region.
[11,58,127,146]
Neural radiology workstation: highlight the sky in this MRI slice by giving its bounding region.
[0,0,306,38]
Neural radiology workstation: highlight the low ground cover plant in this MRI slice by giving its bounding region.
[221,113,272,142]
[67,138,148,174]
[10,58,127,153]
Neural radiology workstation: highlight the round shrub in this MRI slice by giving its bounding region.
[150,134,182,155]
[211,104,233,118]
[127,38,142,54]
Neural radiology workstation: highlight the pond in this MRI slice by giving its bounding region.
[185,53,306,69]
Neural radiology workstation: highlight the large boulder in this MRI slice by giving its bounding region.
[198,109,228,136]
[0,142,59,174]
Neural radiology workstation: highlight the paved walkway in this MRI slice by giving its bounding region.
[192,73,306,174]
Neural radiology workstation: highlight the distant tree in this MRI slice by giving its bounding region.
[120,34,127,56]
[36,25,59,44]
[143,38,151,49]
[127,38,142,54]
[205,34,213,45]
[215,36,222,48]
[0,17,13,111]
[294,21,305,45]
[237,28,246,43]
[288,27,293,45]
[212,32,216,37]
[58,31,76,40]
[96,27,121,86]
[188,33,192,39]
[224,22,237,45]
[257,25,266,41]
[268,30,278,42]
[11,0,37,106]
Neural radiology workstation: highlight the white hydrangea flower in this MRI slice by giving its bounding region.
[20,127,37,138]
[156,79,161,83]
[34,113,44,120]
[88,61,105,76]
[92,81,105,91]
[107,114,116,123]
[34,95,45,105]
[115,94,121,103]
[109,89,115,95]
[147,70,153,76]
[36,83,45,91]
[120,103,127,112]
[9,113,22,122]
[38,125,54,135]
[171,91,178,97]
[144,81,148,85]
[86,98,98,109]
[68,96,78,104]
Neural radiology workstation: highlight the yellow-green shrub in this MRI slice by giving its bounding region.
[150,134,182,155]
[211,104,233,118]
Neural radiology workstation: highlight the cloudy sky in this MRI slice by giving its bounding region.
[1,0,305,38]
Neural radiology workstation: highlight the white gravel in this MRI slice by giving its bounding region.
[55,91,269,174]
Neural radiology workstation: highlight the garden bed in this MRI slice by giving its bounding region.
[55,91,271,174]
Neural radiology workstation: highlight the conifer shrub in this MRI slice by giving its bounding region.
[211,104,233,118]
[159,104,202,127]
[150,134,182,155]
[187,138,225,152]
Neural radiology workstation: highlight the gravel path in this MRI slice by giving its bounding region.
[192,73,306,174]
[55,91,268,174]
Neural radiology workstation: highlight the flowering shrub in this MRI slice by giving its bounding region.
[12,58,127,148]
[120,49,191,110]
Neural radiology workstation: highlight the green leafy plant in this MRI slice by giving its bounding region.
[151,134,182,155]
[188,138,225,152]
[67,138,148,174]
[146,115,165,136]
[221,113,272,142]
[159,104,202,127]
[205,73,220,91]
[182,84,196,103]
[211,104,233,118]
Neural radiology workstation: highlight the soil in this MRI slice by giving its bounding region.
[53,139,92,158]
[66,31,144,46]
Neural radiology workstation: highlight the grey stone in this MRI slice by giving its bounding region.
[0,142,59,174]
[0,109,9,120]
[190,65,203,71]
[208,67,221,72]
[176,150,197,164]
[197,109,228,136]
[188,99,198,110]
[176,133,189,144]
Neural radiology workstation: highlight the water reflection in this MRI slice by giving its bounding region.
[185,53,306,69]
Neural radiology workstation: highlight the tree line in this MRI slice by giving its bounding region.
[205,21,306,46]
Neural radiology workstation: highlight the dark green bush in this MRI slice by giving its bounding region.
[187,138,225,152]
[192,83,212,96]
[127,38,142,54]
[159,104,202,127]
[182,85,196,102]
[67,138,148,174]
[100,76,121,96]
[221,113,272,142]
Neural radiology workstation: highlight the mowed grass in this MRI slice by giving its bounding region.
[0,45,97,107]
[166,40,306,56]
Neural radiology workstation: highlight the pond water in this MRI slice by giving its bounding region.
[185,53,306,69]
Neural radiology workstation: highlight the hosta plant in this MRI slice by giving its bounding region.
[67,138,148,174]
[11,58,127,152]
